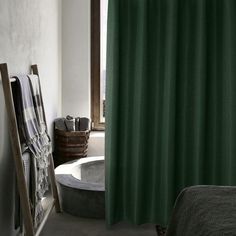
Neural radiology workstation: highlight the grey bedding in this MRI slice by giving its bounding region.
[166,186,236,236]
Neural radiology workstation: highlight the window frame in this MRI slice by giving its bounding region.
[91,0,105,131]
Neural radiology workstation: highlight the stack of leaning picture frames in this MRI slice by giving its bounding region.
[0,63,61,236]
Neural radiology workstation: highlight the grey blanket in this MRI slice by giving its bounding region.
[166,185,236,236]
[14,75,51,228]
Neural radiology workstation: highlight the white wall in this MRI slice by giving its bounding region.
[61,0,105,157]
[87,132,105,157]
[62,0,91,118]
[0,0,62,234]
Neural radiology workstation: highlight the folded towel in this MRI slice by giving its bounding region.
[14,75,51,228]
[66,115,74,120]
[79,117,90,131]
[64,118,75,131]
[54,118,67,131]
[54,116,90,131]
[75,117,80,131]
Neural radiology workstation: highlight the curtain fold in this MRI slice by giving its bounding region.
[105,0,236,226]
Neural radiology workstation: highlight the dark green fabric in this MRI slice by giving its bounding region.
[105,0,236,226]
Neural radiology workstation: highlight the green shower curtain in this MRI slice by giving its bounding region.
[105,0,236,226]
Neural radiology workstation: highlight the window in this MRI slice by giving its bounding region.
[91,0,108,130]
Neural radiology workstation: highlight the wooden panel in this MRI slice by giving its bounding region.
[91,0,105,130]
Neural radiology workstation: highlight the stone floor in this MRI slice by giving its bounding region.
[41,210,157,236]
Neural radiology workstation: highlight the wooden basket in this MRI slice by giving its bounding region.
[54,128,90,166]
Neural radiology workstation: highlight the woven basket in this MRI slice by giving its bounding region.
[54,128,90,166]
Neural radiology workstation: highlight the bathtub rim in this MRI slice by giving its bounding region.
[55,156,105,192]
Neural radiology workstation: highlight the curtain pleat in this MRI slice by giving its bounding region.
[106,0,236,226]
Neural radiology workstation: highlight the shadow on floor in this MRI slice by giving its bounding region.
[41,210,156,236]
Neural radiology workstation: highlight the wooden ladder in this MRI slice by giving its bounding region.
[0,63,61,236]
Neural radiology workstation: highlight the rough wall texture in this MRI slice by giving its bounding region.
[0,0,61,235]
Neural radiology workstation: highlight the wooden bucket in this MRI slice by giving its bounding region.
[54,129,90,166]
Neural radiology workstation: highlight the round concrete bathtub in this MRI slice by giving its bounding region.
[55,156,105,218]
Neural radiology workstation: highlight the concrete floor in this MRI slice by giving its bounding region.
[41,210,157,236]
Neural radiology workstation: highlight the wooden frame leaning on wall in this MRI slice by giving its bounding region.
[0,63,61,236]
[91,0,105,130]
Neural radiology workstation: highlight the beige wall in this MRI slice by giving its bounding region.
[0,0,62,234]
[61,0,104,157]
[62,0,91,118]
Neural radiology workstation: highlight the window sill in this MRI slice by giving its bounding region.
[91,122,105,131]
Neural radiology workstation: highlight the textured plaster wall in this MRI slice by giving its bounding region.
[62,0,91,118]
[0,0,62,235]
